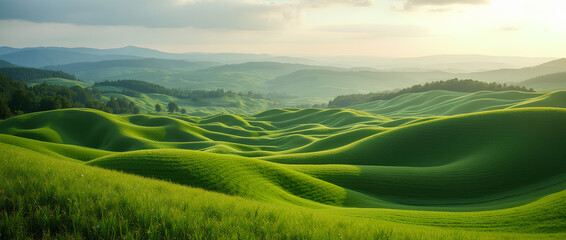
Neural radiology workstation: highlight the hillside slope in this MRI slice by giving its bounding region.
[351,90,566,118]
[1,91,565,239]
[268,69,453,98]
[3,142,564,239]
[1,107,564,211]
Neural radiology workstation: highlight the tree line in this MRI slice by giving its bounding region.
[0,74,139,119]
[95,79,265,102]
[328,79,535,108]
[0,67,78,82]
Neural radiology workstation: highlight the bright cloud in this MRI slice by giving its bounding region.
[402,0,490,10]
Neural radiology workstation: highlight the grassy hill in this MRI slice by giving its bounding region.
[6,142,563,239]
[267,69,454,98]
[91,82,276,116]
[26,78,91,88]
[100,90,275,117]
[350,90,566,118]
[1,90,565,239]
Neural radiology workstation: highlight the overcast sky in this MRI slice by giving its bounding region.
[0,0,564,57]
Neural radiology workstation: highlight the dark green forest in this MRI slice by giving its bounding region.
[0,74,138,119]
[0,60,19,68]
[329,79,535,107]
[0,67,78,82]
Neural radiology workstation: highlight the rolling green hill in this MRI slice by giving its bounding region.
[6,142,563,239]
[350,90,566,118]
[329,79,533,107]
[100,91,276,117]
[267,69,453,98]
[1,90,565,239]
[92,82,277,116]
[26,78,91,88]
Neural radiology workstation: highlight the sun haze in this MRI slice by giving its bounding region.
[0,0,564,57]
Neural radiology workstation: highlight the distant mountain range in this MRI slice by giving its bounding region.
[310,54,556,72]
[44,58,216,72]
[521,72,566,91]
[461,58,566,83]
[0,46,313,68]
[0,46,556,71]
[1,46,564,103]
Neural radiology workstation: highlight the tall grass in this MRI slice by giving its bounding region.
[2,143,562,239]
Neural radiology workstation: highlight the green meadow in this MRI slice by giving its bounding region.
[1,90,565,239]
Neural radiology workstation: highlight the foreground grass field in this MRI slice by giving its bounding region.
[1,90,565,239]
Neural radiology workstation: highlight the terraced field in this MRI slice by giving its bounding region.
[1,90,565,239]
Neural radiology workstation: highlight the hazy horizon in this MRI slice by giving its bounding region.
[0,45,561,61]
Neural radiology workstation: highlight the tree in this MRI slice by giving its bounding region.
[168,102,179,113]
[106,97,120,113]
[57,95,72,108]
[9,88,36,113]
[128,101,137,113]
[180,108,187,114]
[155,103,162,112]
[0,97,11,119]
[0,73,111,116]
[38,96,62,111]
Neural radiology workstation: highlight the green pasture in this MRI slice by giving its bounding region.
[1,90,565,239]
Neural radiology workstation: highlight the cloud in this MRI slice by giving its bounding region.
[0,0,302,30]
[0,0,375,30]
[402,0,490,10]
[300,0,373,8]
[426,8,454,13]
[317,24,429,37]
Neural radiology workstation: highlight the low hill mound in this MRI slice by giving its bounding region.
[1,104,566,239]
[87,149,346,206]
[0,108,387,154]
[27,78,91,88]
[351,90,566,118]
[1,107,564,210]
[3,142,564,239]
[264,108,566,207]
